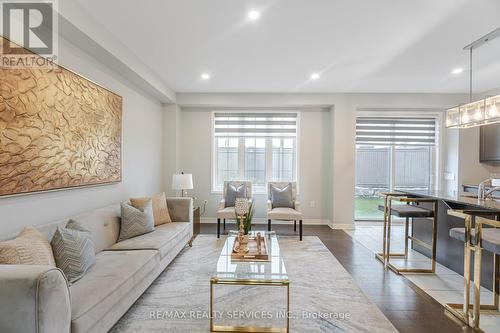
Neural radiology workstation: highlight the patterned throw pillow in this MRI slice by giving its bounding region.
[119,201,155,241]
[225,184,247,207]
[271,183,294,209]
[0,227,55,266]
[130,192,171,225]
[51,220,95,283]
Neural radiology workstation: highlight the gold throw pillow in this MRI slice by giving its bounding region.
[130,192,172,225]
[0,227,56,266]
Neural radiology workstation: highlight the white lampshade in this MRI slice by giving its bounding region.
[172,173,193,190]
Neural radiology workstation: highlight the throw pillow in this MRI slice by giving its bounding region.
[130,192,171,225]
[119,201,155,241]
[51,220,95,283]
[0,227,55,266]
[271,183,294,209]
[225,183,247,207]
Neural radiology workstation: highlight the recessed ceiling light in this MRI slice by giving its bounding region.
[248,10,260,21]
[451,68,464,75]
[310,73,320,80]
[201,73,210,80]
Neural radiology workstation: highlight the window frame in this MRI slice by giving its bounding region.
[356,110,443,191]
[211,110,300,194]
[354,109,444,221]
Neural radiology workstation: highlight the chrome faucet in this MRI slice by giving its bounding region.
[478,178,500,201]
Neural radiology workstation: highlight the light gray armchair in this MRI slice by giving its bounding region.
[216,181,253,238]
[267,181,303,240]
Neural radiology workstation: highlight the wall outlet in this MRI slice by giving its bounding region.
[309,201,316,208]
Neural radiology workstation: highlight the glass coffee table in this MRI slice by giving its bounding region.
[210,231,289,333]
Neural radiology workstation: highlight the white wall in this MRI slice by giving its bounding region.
[178,107,332,224]
[457,127,500,186]
[163,104,181,196]
[0,36,165,237]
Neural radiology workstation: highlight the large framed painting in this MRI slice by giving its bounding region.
[0,37,122,197]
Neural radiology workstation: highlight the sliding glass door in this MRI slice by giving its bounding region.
[355,145,390,220]
[355,117,436,221]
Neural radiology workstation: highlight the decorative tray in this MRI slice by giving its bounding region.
[231,234,269,261]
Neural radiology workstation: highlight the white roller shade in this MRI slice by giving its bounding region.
[356,117,436,146]
[214,112,297,137]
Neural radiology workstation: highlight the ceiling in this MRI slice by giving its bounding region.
[74,0,500,94]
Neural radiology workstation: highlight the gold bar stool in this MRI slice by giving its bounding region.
[375,193,438,274]
[446,210,500,330]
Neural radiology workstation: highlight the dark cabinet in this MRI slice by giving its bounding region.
[480,123,500,163]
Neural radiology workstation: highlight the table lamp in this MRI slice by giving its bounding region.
[172,173,193,197]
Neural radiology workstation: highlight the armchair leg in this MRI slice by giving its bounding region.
[294,220,297,232]
[223,218,226,230]
[217,218,220,238]
[268,219,271,231]
[299,220,303,241]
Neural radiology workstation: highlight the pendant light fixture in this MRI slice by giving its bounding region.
[446,27,500,128]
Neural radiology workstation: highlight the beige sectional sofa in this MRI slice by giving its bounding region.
[0,197,193,333]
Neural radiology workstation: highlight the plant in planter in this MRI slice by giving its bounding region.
[235,199,253,235]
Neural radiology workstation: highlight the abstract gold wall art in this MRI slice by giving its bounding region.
[0,37,122,197]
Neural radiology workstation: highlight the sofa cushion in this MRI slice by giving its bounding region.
[270,183,294,208]
[70,250,159,333]
[105,222,191,259]
[0,227,55,266]
[118,202,155,241]
[268,207,303,220]
[216,206,236,219]
[131,192,172,225]
[51,221,95,283]
[225,183,247,207]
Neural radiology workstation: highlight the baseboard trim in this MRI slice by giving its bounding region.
[330,223,356,230]
[201,217,332,226]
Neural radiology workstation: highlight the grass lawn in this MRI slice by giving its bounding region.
[355,197,384,220]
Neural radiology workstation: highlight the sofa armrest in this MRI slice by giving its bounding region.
[218,199,226,210]
[167,197,193,223]
[267,200,273,212]
[0,265,71,333]
[294,200,301,212]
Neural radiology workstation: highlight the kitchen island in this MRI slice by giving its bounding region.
[401,190,500,290]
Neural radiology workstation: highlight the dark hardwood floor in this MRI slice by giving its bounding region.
[200,223,472,333]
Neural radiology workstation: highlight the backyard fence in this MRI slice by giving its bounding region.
[355,146,431,195]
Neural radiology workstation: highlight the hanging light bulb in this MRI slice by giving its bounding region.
[489,104,498,117]
[462,113,470,123]
[474,108,482,120]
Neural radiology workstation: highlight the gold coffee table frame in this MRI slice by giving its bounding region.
[210,231,289,333]
[210,277,290,333]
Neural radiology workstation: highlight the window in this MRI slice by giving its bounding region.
[215,138,239,187]
[245,138,266,187]
[212,112,298,192]
[355,117,437,220]
[272,138,295,181]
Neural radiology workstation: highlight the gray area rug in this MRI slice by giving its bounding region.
[110,235,398,333]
